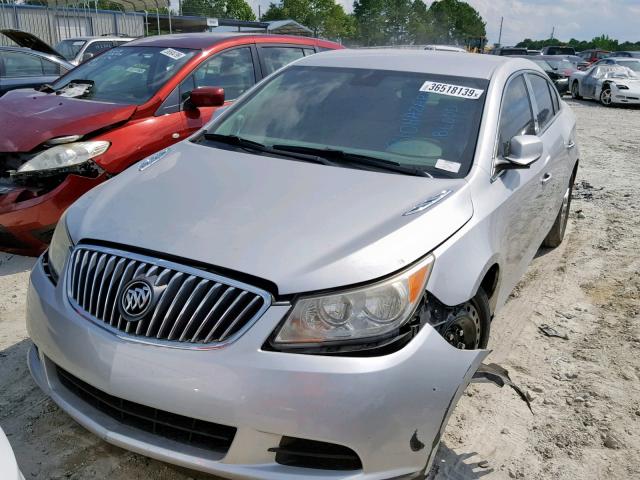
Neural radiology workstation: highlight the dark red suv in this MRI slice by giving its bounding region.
[0,33,342,255]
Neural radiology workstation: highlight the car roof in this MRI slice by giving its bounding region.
[536,55,573,60]
[126,32,320,50]
[62,36,135,41]
[0,45,72,66]
[294,49,531,80]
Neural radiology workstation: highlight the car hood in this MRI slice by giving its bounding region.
[68,142,473,295]
[614,79,640,90]
[0,91,136,152]
[1,28,62,58]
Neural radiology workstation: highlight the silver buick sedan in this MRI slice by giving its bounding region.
[26,50,578,479]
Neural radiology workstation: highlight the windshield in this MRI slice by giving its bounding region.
[618,60,640,72]
[532,60,552,71]
[51,46,197,104]
[544,58,574,71]
[594,65,638,79]
[54,39,86,60]
[547,47,574,55]
[207,66,489,178]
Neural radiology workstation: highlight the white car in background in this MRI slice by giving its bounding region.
[0,427,23,480]
[570,63,640,106]
[54,36,135,65]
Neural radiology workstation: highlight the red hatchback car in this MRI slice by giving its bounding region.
[0,33,342,255]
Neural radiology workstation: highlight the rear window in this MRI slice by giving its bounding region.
[55,39,86,60]
[208,66,489,178]
[546,47,575,55]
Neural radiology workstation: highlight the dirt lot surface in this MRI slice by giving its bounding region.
[0,99,638,479]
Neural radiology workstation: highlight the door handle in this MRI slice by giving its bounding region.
[565,141,576,149]
[541,172,553,184]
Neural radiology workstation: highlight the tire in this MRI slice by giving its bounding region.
[600,85,613,106]
[438,288,491,350]
[571,81,582,99]
[542,174,574,248]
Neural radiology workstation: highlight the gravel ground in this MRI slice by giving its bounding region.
[0,99,639,479]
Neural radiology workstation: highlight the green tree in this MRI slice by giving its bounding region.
[407,0,432,44]
[352,0,387,46]
[262,0,351,39]
[181,0,255,20]
[225,0,256,19]
[428,0,485,44]
[516,35,639,52]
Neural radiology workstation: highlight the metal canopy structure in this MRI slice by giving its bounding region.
[106,0,172,35]
[264,20,312,36]
[40,0,172,35]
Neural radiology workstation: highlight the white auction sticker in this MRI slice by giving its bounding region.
[126,66,146,74]
[420,81,484,99]
[160,48,186,60]
[435,158,461,173]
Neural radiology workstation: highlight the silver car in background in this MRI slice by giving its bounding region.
[26,50,578,479]
[570,61,640,106]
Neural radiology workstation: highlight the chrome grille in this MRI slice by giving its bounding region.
[67,245,271,347]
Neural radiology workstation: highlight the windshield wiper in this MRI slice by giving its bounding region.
[272,145,433,178]
[202,133,335,166]
[38,84,55,93]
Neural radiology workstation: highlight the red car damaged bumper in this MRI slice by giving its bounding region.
[0,174,107,256]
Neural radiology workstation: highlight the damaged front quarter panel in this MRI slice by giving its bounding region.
[410,336,533,479]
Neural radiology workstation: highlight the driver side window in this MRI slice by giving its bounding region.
[190,47,256,101]
[497,75,535,158]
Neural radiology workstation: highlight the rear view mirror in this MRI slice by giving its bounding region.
[189,87,225,108]
[81,52,94,63]
[498,135,543,170]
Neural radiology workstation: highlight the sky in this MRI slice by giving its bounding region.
[239,0,640,45]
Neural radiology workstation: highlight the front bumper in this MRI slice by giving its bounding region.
[0,174,105,256]
[613,91,640,104]
[27,256,488,479]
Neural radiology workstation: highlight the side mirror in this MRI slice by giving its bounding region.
[189,87,225,108]
[497,135,543,170]
[81,52,94,63]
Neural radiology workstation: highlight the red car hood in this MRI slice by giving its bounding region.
[0,90,137,152]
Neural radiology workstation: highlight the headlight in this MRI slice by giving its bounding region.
[17,141,110,173]
[48,212,74,281]
[273,255,434,347]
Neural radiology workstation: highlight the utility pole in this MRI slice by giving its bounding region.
[550,26,555,40]
[497,16,503,47]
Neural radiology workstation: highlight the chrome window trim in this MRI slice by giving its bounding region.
[64,244,273,351]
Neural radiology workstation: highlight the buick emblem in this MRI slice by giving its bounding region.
[119,279,154,322]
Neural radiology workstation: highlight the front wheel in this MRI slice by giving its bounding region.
[437,289,491,350]
[600,86,613,106]
[542,175,574,248]
[571,81,582,99]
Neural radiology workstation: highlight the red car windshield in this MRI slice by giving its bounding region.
[51,46,197,104]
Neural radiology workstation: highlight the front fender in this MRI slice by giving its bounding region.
[427,216,500,310]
